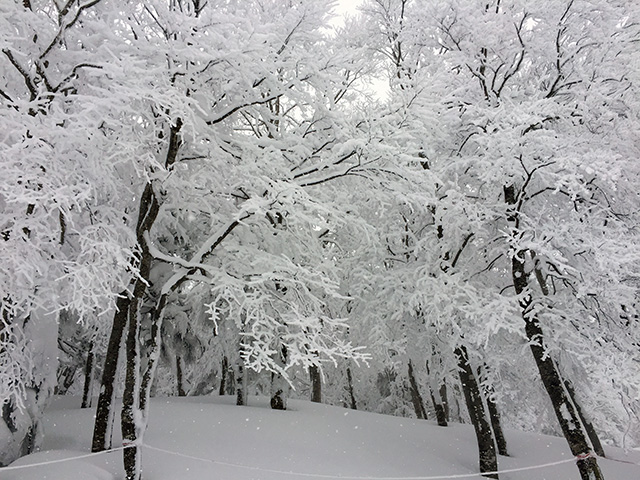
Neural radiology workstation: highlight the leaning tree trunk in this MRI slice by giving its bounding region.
[407,360,427,419]
[563,378,605,458]
[506,184,604,480]
[309,364,322,403]
[455,345,498,479]
[81,341,95,409]
[92,294,129,452]
[511,253,604,480]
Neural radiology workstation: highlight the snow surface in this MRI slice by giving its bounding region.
[3,395,639,480]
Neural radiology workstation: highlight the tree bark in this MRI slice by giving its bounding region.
[439,383,449,422]
[478,365,508,456]
[219,356,228,396]
[81,341,95,409]
[309,364,322,403]
[505,184,604,480]
[176,355,186,397]
[563,379,605,458]
[270,346,289,410]
[92,294,129,452]
[407,360,427,419]
[236,362,247,406]
[346,367,358,410]
[486,391,508,456]
[426,358,448,426]
[455,345,498,479]
[122,295,143,480]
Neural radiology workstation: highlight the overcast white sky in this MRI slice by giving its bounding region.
[335,0,363,16]
[332,0,364,26]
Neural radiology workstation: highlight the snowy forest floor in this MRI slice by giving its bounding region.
[4,395,640,480]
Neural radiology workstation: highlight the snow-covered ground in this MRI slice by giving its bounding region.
[4,395,640,480]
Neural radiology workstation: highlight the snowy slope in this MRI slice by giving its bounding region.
[4,395,639,480]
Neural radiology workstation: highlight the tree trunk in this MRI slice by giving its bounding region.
[563,379,605,457]
[407,360,427,419]
[92,294,129,452]
[236,362,247,406]
[309,364,322,403]
[478,365,508,456]
[81,341,95,409]
[511,251,604,480]
[439,382,450,422]
[122,285,146,480]
[176,355,186,397]
[346,367,358,410]
[426,358,448,426]
[219,356,228,396]
[486,392,508,456]
[270,346,289,411]
[455,345,498,479]
[506,184,603,480]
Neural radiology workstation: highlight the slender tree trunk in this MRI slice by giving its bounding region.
[439,383,449,422]
[563,379,605,458]
[478,366,508,456]
[486,392,508,456]
[122,293,144,480]
[407,360,427,419]
[309,364,322,403]
[226,364,236,396]
[81,341,95,409]
[455,345,498,479]
[346,367,358,410]
[92,294,129,452]
[236,362,247,406]
[176,355,186,397]
[505,184,604,480]
[426,358,448,426]
[270,346,289,410]
[219,356,228,396]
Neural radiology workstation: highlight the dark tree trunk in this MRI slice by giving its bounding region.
[226,365,236,396]
[439,382,450,422]
[486,392,508,456]
[346,367,358,410]
[407,360,427,419]
[176,355,186,397]
[122,273,149,480]
[506,183,603,480]
[478,365,508,456]
[81,341,95,409]
[270,346,289,411]
[426,358,448,426]
[92,294,129,452]
[219,356,228,396]
[563,379,605,458]
[455,345,498,479]
[236,362,247,406]
[309,364,322,403]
